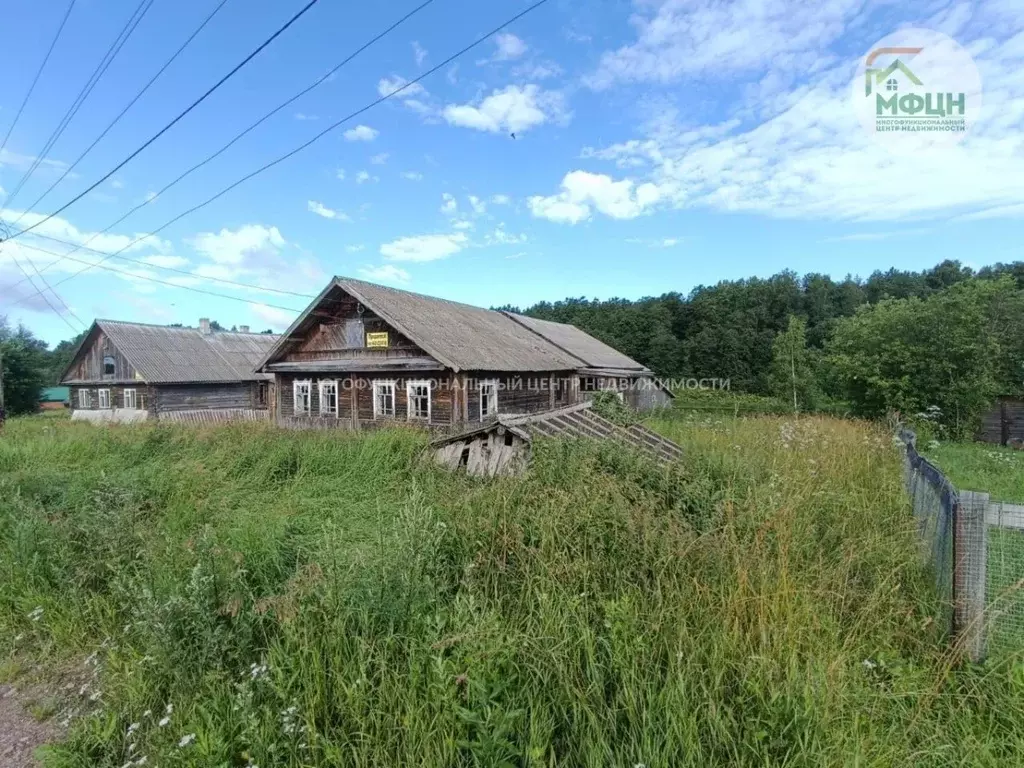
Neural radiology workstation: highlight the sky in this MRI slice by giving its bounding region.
[1,0,1023,346]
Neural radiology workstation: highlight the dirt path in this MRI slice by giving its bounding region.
[0,682,63,767]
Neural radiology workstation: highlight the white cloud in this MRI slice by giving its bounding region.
[491,194,511,205]
[343,124,378,142]
[528,171,663,224]
[468,195,487,215]
[377,76,426,99]
[370,152,389,165]
[1,208,170,255]
[440,193,458,215]
[308,200,350,221]
[452,219,474,231]
[359,264,411,284]
[252,304,297,330]
[380,232,468,262]
[346,244,365,252]
[356,170,377,184]
[401,171,423,181]
[188,224,325,294]
[493,32,527,61]
[111,179,125,190]
[484,226,527,245]
[413,41,428,67]
[295,113,318,121]
[443,84,568,134]
[512,61,563,80]
[142,254,190,268]
[336,169,345,181]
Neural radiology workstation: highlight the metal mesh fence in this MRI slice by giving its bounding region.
[900,429,955,635]
[985,502,1024,657]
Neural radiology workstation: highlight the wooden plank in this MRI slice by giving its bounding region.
[467,439,484,475]
[985,502,1024,530]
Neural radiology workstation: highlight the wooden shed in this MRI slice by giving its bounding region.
[430,401,683,477]
[977,397,1024,446]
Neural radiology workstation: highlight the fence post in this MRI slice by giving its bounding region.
[955,491,989,662]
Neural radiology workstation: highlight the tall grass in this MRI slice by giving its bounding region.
[1,415,1022,766]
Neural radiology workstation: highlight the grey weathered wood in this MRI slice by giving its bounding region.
[955,491,989,662]
[985,502,1024,530]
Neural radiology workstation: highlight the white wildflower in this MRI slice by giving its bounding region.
[158,716,170,727]
[127,722,140,735]
[178,733,196,748]
[28,606,43,622]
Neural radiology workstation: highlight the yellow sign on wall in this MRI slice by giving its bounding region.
[366,332,389,348]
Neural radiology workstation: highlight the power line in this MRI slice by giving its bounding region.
[0,226,82,331]
[3,0,155,208]
[8,0,231,225]
[5,0,324,242]
[5,0,437,288]
[0,0,78,158]
[12,0,552,303]
[13,228,317,299]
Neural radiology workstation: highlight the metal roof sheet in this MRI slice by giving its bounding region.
[503,313,648,371]
[96,321,280,383]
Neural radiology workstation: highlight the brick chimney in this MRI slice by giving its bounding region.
[238,325,250,333]
[199,317,211,335]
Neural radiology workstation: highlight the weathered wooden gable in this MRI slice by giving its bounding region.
[64,327,140,383]
[282,287,433,363]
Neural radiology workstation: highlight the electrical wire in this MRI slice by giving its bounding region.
[10,0,552,306]
[3,0,155,208]
[5,0,437,287]
[8,0,231,225]
[0,0,78,157]
[5,0,323,240]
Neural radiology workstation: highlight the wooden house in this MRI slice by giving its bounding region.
[255,277,671,430]
[60,319,279,423]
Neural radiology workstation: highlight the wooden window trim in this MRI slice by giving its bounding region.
[78,389,91,408]
[293,379,312,416]
[479,379,498,421]
[318,379,339,417]
[124,388,137,410]
[373,379,396,419]
[98,389,111,410]
[406,380,431,422]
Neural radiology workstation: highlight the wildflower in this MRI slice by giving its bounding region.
[249,663,269,680]
[158,716,171,727]
[127,722,140,735]
[861,659,877,670]
[165,703,173,715]
[142,709,152,718]
[178,733,196,748]
[28,606,43,622]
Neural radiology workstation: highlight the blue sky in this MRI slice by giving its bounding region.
[1,0,1023,345]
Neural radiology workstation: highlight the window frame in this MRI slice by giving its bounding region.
[318,379,339,417]
[123,388,138,410]
[479,379,498,421]
[373,379,396,419]
[293,379,312,416]
[78,389,92,409]
[98,389,111,410]
[406,379,431,422]
[102,355,116,379]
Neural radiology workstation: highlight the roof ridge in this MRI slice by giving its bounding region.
[96,318,279,337]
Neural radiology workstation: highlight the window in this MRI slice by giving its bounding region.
[373,380,396,418]
[293,380,311,416]
[78,389,92,408]
[479,379,498,420]
[407,380,431,421]
[103,355,116,378]
[98,389,111,409]
[319,379,338,417]
[124,389,137,410]
[255,382,268,408]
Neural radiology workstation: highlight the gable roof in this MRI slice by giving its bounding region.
[502,312,649,372]
[62,321,280,384]
[258,277,584,373]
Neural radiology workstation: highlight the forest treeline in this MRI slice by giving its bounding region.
[503,260,1024,435]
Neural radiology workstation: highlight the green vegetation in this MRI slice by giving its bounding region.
[923,441,1024,502]
[503,260,1024,434]
[2,416,1024,765]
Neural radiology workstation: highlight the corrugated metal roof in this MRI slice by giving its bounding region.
[40,386,70,402]
[97,321,280,383]
[338,278,584,372]
[503,313,648,371]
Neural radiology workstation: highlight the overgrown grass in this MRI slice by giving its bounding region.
[923,441,1024,502]
[1,415,1023,766]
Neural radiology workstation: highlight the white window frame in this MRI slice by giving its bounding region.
[319,379,339,417]
[373,380,396,418]
[78,389,92,408]
[293,379,312,416]
[123,388,138,410]
[479,379,498,421]
[98,389,111,410]
[406,380,431,422]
